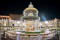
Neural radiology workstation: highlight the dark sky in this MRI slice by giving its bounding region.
[0,0,59,20]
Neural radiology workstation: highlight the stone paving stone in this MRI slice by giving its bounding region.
[1,34,59,40]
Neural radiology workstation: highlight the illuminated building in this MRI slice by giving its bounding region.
[0,15,11,26]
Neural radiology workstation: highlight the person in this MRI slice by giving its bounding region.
[1,31,5,40]
[45,29,51,34]
[12,24,14,26]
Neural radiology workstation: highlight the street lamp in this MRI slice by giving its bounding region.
[45,21,48,24]
[16,32,21,40]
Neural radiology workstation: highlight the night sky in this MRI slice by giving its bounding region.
[0,0,59,20]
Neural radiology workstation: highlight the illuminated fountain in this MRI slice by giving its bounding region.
[5,2,56,40]
[21,2,40,32]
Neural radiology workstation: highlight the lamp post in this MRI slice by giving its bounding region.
[16,32,21,40]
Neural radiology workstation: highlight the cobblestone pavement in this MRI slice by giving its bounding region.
[0,34,59,40]
[0,30,59,40]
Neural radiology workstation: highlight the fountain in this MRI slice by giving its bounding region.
[5,2,56,40]
[21,2,40,32]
